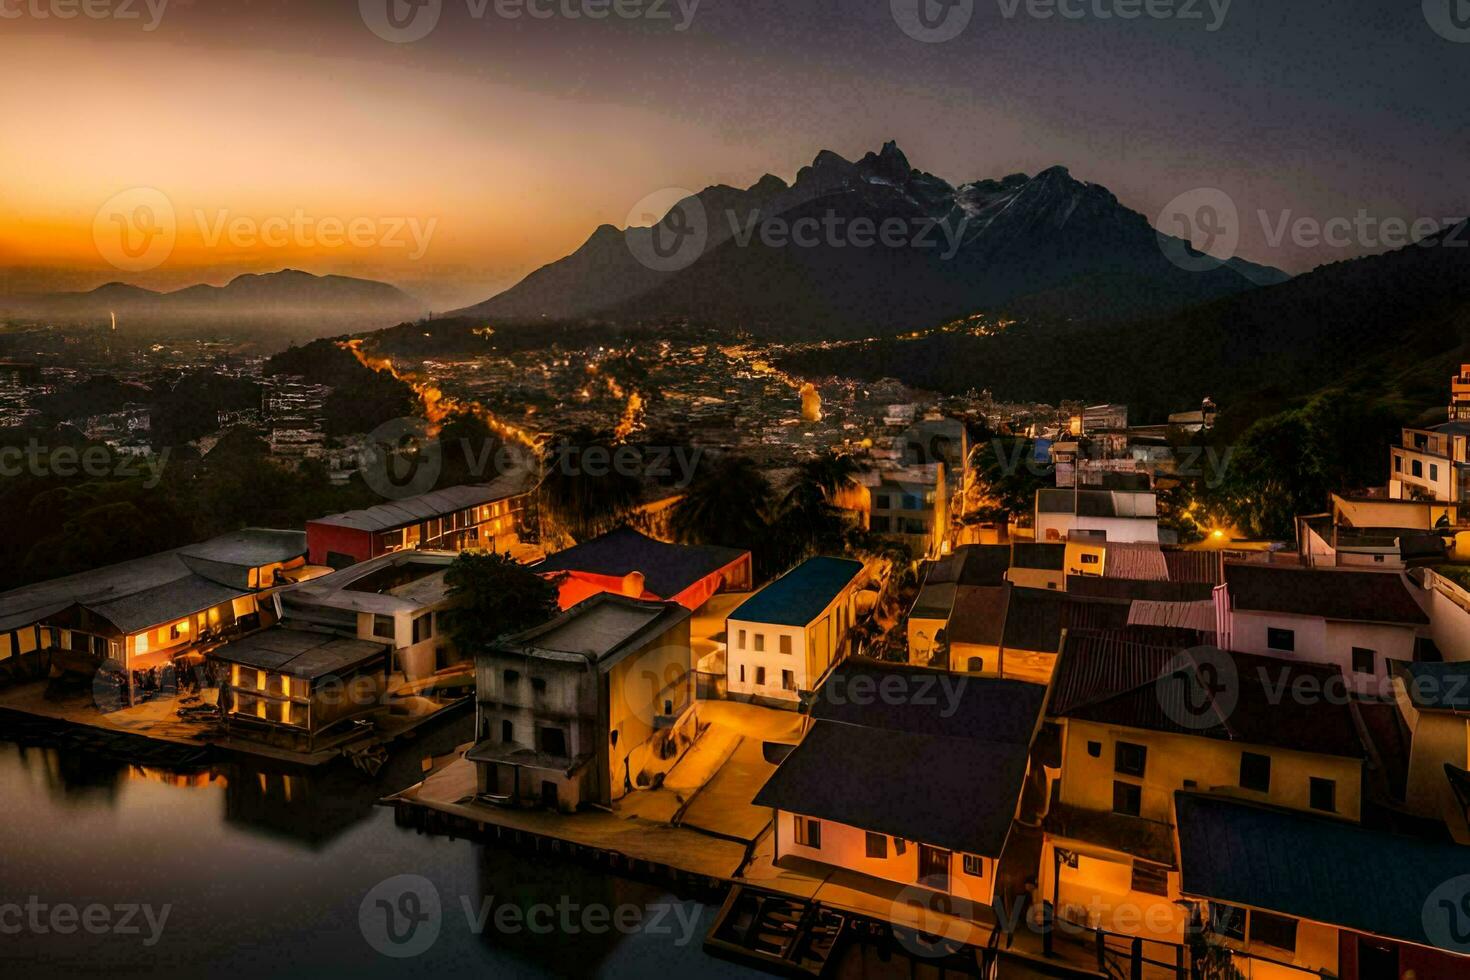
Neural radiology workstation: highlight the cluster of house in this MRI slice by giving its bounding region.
[9,366,1470,976]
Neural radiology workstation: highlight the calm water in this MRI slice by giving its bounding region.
[0,722,762,979]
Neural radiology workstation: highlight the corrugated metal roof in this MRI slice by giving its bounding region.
[309,474,534,533]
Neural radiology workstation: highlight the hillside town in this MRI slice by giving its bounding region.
[4,356,1470,979]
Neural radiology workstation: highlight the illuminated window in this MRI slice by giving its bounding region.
[134,632,149,655]
[794,817,821,848]
[0,633,11,662]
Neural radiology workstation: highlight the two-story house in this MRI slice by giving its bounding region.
[726,556,865,707]
[1219,563,1429,695]
[1042,636,1369,956]
[468,593,695,811]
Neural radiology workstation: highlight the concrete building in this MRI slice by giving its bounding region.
[275,550,466,683]
[725,556,866,707]
[468,594,697,810]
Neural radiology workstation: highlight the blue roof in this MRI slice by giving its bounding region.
[1176,792,1470,954]
[729,557,864,627]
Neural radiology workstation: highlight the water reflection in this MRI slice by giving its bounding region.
[0,717,760,979]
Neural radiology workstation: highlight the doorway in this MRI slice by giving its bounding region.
[919,845,951,892]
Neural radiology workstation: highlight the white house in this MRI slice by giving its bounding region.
[1034,488,1160,544]
[1218,563,1429,695]
[725,556,865,706]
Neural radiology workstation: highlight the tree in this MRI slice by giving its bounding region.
[441,552,561,656]
[970,435,1052,524]
[670,454,774,564]
[538,427,641,541]
[773,452,868,567]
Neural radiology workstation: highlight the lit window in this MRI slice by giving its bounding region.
[794,817,822,848]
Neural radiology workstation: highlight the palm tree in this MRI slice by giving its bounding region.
[670,454,773,552]
[774,451,868,564]
[538,427,641,542]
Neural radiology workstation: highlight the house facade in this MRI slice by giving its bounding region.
[1219,564,1428,695]
[469,594,696,810]
[726,556,865,706]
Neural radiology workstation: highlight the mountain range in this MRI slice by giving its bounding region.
[2,270,426,337]
[450,142,1289,339]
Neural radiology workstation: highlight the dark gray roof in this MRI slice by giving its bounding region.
[753,720,1028,858]
[756,660,1045,856]
[1011,543,1065,571]
[1002,587,1066,654]
[1225,564,1428,625]
[807,659,1047,743]
[1176,792,1470,955]
[947,584,1010,646]
[534,527,748,600]
[209,627,388,680]
[309,473,534,533]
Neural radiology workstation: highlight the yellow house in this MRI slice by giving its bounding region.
[1064,536,1108,578]
[1007,542,1065,592]
[1041,636,1368,967]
